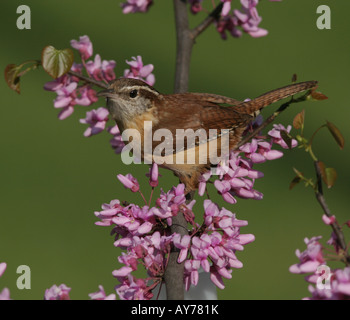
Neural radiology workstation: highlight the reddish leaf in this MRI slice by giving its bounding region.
[41,46,74,79]
[289,176,302,190]
[310,90,328,101]
[293,110,305,130]
[4,64,21,94]
[326,121,345,150]
[318,161,337,188]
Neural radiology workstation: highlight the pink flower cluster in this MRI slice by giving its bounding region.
[79,107,109,137]
[124,56,155,86]
[306,267,350,300]
[199,123,297,204]
[121,1,282,39]
[174,200,254,290]
[94,163,254,300]
[0,267,115,300]
[121,0,153,14]
[44,284,71,300]
[44,35,114,120]
[216,0,282,39]
[289,236,325,275]
[289,215,350,300]
[43,283,116,300]
[0,263,10,300]
[44,35,154,154]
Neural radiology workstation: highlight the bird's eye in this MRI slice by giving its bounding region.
[129,90,138,98]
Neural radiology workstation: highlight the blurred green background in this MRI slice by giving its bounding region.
[0,0,349,300]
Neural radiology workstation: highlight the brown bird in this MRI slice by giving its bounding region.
[99,78,317,193]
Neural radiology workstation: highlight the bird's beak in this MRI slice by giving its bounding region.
[97,88,115,98]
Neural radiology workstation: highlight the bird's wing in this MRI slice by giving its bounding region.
[151,94,252,155]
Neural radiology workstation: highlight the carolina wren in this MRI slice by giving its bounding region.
[99,78,317,192]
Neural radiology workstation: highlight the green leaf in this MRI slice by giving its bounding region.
[293,110,305,130]
[289,176,301,190]
[4,64,21,94]
[318,161,337,188]
[41,46,74,79]
[326,121,345,150]
[280,130,293,149]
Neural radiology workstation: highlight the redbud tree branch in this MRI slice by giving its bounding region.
[68,70,108,89]
[314,161,350,265]
[173,0,223,93]
[190,2,223,39]
[163,0,191,301]
[165,0,224,301]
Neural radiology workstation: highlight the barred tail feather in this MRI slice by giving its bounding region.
[234,80,318,115]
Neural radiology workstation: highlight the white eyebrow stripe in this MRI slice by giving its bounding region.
[121,85,159,96]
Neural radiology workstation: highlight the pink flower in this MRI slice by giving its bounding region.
[0,263,7,277]
[80,107,109,137]
[0,263,10,300]
[214,180,237,204]
[216,0,277,39]
[233,0,268,38]
[86,55,117,82]
[147,163,159,187]
[189,0,203,14]
[53,82,77,109]
[333,268,350,297]
[198,171,211,196]
[44,284,71,300]
[75,86,98,106]
[322,214,336,225]
[70,35,93,60]
[94,199,124,227]
[121,0,153,14]
[108,125,125,154]
[116,276,153,300]
[289,237,324,274]
[89,285,116,300]
[221,0,232,16]
[53,82,77,120]
[85,54,104,81]
[0,288,10,300]
[124,56,155,86]
[268,124,298,149]
[117,173,140,192]
[216,16,240,40]
[102,60,116,82]
[173,234,191,263]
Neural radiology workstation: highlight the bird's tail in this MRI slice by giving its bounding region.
[234,80,318,115]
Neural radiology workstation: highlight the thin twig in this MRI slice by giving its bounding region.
[190,2,223,40]
[236,92,310,150]
[314,161,350,265]
[68,70,108,89]
[236,101,289,150]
